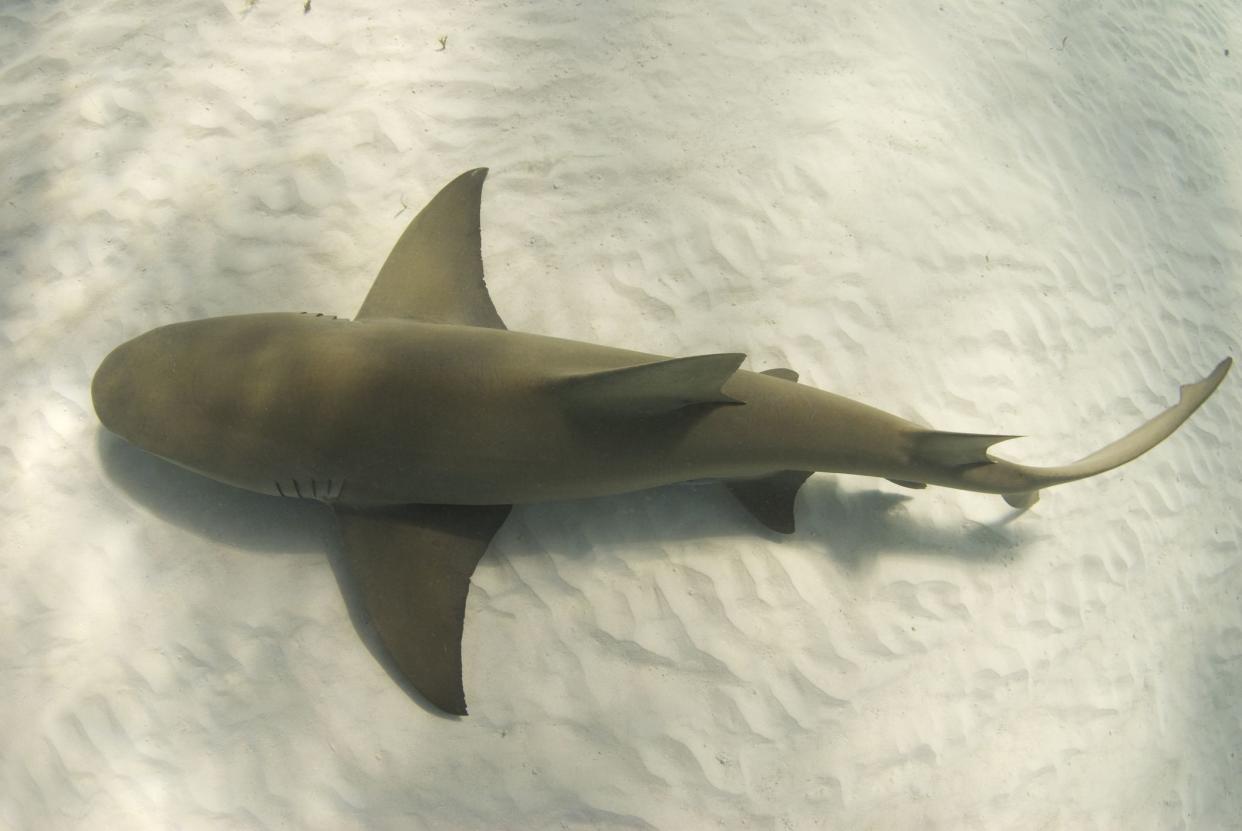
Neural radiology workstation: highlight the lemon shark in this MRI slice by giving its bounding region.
[92,169,1232,715]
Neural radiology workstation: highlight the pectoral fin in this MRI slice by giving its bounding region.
[726,470,813,534]
[357,168,506,329]
[555,353,747,417]
[333,502,512,716]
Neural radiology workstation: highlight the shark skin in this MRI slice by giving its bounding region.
[92,168,1232,715]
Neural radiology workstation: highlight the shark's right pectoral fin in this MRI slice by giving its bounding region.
[357,168,507,329]
[332,502,511,716]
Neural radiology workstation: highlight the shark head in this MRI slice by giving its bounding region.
[92,312,372,499]
[92,316,299,483]
[92,323,191,455]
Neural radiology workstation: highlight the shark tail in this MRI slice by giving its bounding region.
[906,357,1231,507]
[991,357,1231,506]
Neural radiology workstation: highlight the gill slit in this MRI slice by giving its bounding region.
[277,477,345,501]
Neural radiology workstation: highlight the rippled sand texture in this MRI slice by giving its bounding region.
[3,0,1240,828]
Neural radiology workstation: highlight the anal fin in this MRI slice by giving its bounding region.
[333,502,511,716]
[1003,490,1040,509]
[726,470,813,534]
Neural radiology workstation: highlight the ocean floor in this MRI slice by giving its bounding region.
[2,0,1241,828]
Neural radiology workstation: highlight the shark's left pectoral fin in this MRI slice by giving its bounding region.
[554,353,747,417]
[333,502,512,716]
[357,168,506,329]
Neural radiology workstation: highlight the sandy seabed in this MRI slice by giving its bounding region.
[2,0,1240,828]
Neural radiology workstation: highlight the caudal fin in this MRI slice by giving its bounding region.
[906,358,1230,506]
[1000,357,1232,499]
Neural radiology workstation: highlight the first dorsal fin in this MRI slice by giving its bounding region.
[554,353,746,417]
[357,168,506,329]
[726,470,813,534]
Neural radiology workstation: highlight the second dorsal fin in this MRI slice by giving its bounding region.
[909,431,1021,467]
[762,368,799,382]
[553,353,746,417]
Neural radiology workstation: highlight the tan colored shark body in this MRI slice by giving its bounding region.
[92,169,1231,714]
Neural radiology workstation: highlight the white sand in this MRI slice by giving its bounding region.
[2,0,1240,827]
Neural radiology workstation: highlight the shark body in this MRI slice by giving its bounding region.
[92,169,1231,714]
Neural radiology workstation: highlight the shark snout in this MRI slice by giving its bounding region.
[92,340,136,438]
[92,330,172,443]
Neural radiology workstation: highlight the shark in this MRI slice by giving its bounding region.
[92,168,1232,715]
